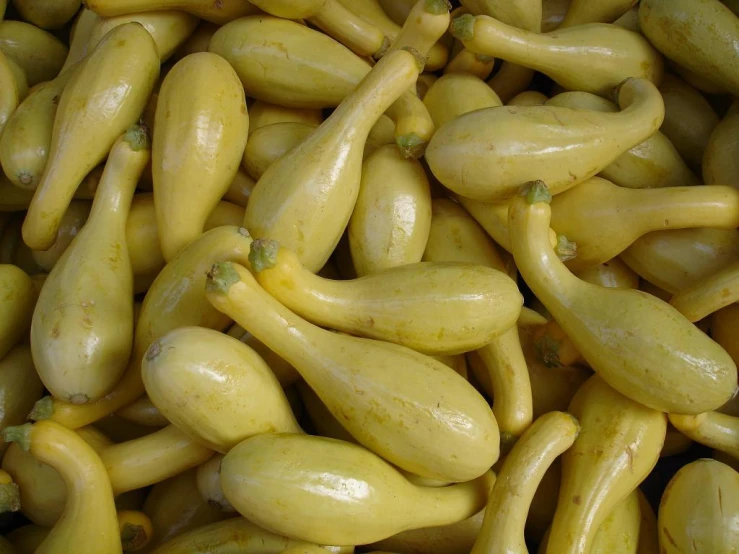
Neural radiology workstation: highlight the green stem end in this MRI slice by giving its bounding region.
[2,424,33,453]
[0,483,20,513]
[125,122,151,151]
[248,239,280,274]
[396,132,427,159]
[28,396,53,421]
[205,261,241,294]
[520,180,552,204]
[450,14,475,41]
[424,0,451,15]
[555,234,577,262]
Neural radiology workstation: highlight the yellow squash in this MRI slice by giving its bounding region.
[713,303,739,365]
[379,0,415,24]
[248,101,323,134]
[223,169,256,208]
[220,433,492,545]
[384,0,451,63]
[703,99,739,187]
[195,454,234,512]
[422,72,502,128]
[452,14,663,96]
[426,78,665,202]
[546,376,666,554]
[545,91,698,189]
[60,8,98,71]
[243,49,422,272]
[621,228,739,294]
[471,412,579,554]
[658,459,739,553]
[243,122,317,181]
[116,395,168,427]
[85,0,261,24]
[153,52,249,261]
[226,324,299,386]
[549,177,739,271]
[0,345,43,457]
[443,46,495,80]
[22,23,159,251]
[348,145,432,276]
[657,74,719,168]
[12,0,80,29]
[0,264,34,360]
[461,0,541,31]
[576,258,640,289]
[669,260,739,322]
[206,261,499,482]
[0,51,27,137]
[117,510,153,552]
[143,326,301,452]
[86,11,199,62]
[31,126,149,404]
[250,239,521,354]
[149,517,350,554]
[486,62,535,104]
[0,65,76,190]
[639,0,739,96]
[508,90,548,106]
[2,421,120,554]
[249,0,388,57]
[560,0,637,27]
[669,411,739,461]
[509,182,737,414]
[0,21,67,86]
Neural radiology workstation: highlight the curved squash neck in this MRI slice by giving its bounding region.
[414,474,488,528]
[87,143,145,228]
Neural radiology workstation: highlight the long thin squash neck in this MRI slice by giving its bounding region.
[509,200,581,310]
[605,77,665,139]
[87,134,150,227]
[414,472,491,528]
[465,16,556,69]
[325,49,421,140]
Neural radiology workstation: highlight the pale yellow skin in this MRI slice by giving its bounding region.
[487,62,535,104]
[640,0,739,96]
[426,78,665,202]
[658,459,739,553]
[546,376,666,554]
[461,0,542,31]
[546,91,697,189]
[297,381,357,444]
[85,0,261,24]
[117,510,153,551]
[0,52,27,137]
[1,426,110,527]
[613,6,641,33]
[669,260,739,322]
[254,243,522,355]
[244,50,421,272]
[195,454,234,512]
[576,258,640,289]
[0,264,34,361]
[223,169,255,208]
[0,21,67,86]
[471,412,579,554]
[704,99,739,187]
[636,489,660,554]
[227,324,300,386]
[384,0,451,65]
[153,52,248,261]
[621,228,739,294]
[713,303,739,365]
[422,73,502,128]
[13,0,80,29]
[143,326,300,452]
[549,177,739,271]
[560,0,637,27]
[0,345,43,457]
[658,74,719,168]
[30,200,90,271]
[458,15,663,96]
[379,0,414,24]
[524,459,561,543]
[0,66,76,190]
[143,469,225,550]
[669,412,739,461]
[116,395,168,427]
[60,8,98,71]
[150,517,351,554]
[207,262,499,482]
[510,190,737,414]
[244,122,317,180]
[126,194,245,293]
[220,433,492,545]
[9,421,121,554]
[508,91,548,106]
[443,47,495,80]
[23,23,159,251]
[86,11,199,62]
[170,21,219,62]
[348,145,432,276]
[249,101,323,134]
[31,131,149,403]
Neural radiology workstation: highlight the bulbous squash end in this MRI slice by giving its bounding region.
[450,14,475,42]
[125,122,151,152]
[206,261,242,294]
[396,133,427,159]
[248,238,280,274]
[555,235,577,262]
[28,396,53,422]
[0,483,20,513]
[2,424,32,453]
[424,0,452,15]
[519,180,552,204]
